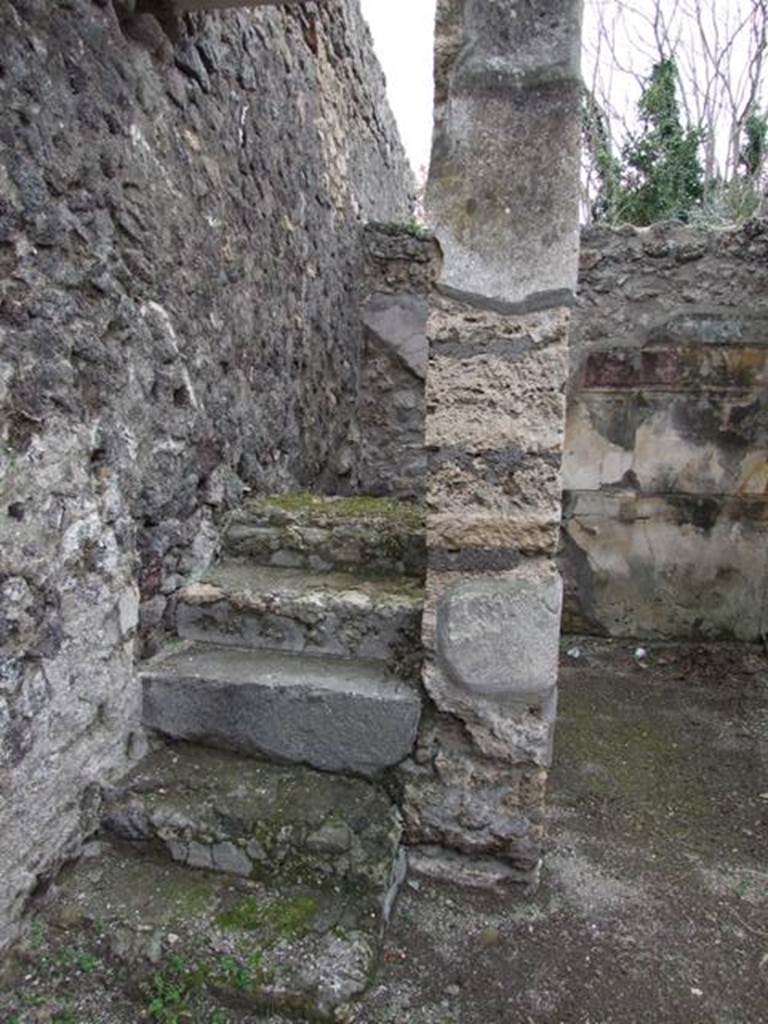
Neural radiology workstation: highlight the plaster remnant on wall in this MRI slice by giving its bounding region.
[428,0,582,308]
[562,221,768,641]
[362,292,429,380]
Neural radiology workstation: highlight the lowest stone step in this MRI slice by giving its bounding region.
[175,561,423,675]
[102,743,404,900]
[225,492,426,577]
[32,841,386,1020]
[141,642,421,776]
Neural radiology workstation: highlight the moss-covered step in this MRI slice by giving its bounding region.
[141,642,421,777]
[29,841,388,1021]
[102,743,405,903]
[224,493,426,579]
[175,561,423,676]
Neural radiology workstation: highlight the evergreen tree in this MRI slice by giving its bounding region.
[586,59,707,226]
[740,106,768,178]
[582,89,623,224]
[615,59,704,225]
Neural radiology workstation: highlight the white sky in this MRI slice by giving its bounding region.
[359,0,437,176]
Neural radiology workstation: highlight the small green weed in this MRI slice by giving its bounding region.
[218,950,265,992]
[59,948,101,973]
[219,955,251,992]
[146,961,193,1024]
[403,218,432,240]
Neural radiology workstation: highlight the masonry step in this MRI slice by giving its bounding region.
[141,642,421,777]
[36,839,392,1020]
[224,493,426,578]
[101,743,404,897]
[175,560,423,675]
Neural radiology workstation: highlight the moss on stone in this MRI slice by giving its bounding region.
[264,894,318,938]
[217,894,318,940]
[246,492,425,529]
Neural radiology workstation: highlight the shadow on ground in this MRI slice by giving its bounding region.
[1,639,766,1023]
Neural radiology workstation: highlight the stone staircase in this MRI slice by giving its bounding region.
[144,494,425,776]
[35,495,426,1021]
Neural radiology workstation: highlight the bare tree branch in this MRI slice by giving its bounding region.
[582,0,768,214]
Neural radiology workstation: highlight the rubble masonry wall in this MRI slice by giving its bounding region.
[0,0,411,949]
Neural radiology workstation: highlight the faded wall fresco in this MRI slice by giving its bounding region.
[562,222,768,641]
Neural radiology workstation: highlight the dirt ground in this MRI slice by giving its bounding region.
[2,637,766,1024]
[356,638,768,1024]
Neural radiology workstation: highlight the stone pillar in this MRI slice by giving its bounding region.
[402,0,583,889]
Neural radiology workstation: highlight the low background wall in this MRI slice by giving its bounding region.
[562,222,768,641]
[329,219,768,642]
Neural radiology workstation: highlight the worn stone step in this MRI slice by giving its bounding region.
[224,493,426,578]
[176,560,423,674]
[35,840,389,1020]
[141,642,421,777]
[102,743,405,901]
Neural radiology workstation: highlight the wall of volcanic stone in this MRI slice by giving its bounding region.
[0,0,411,949]
[562,222,768,642]
[331,223,439,500]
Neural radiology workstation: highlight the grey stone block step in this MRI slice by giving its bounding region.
[102,743,404,898]
[176,560,423,674]
[141,642,421,777]
[37,840,390,1020]
[225,493,426,578]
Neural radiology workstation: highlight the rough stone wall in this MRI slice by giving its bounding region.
[0,0,411,950]
[563,222,768,641]
[333,224,439,499]
[401,0,583,888]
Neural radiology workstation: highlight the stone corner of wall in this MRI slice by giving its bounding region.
[359,222,443,301]
[363,221,441,267]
